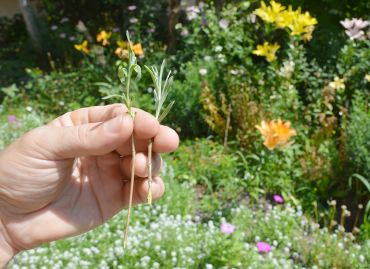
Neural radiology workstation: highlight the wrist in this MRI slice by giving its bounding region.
[0,218,16,268]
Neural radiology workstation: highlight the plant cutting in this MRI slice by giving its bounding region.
[144,60,175,204]
[103,32,174,247]
[103,32,141,248]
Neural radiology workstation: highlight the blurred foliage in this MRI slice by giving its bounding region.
[0,15,37,88]
[1,65,107,116]
[170,138,242,199]
[345,91,370,180]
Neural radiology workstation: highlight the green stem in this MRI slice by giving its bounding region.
[352,205,362,234]
[147,139,153,205]
[126,72,131,111]
[123,116,136,248]
[313,201,318,223]
[329,205,336,230]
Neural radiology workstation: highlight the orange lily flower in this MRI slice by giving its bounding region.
[132,43,144,56]
[255,119,297,150]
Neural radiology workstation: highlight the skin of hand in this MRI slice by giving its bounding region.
[0,104,179,267]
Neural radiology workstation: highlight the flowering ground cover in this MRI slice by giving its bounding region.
[7,170,370,269]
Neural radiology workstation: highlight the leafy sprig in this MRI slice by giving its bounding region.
[145,60,175,122]
[104,31,141,248]
[144,60,174,204]
[103,32,141,117]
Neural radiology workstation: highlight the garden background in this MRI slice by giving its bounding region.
[0,0,369,268]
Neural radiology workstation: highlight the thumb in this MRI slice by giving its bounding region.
[26,114,133,159]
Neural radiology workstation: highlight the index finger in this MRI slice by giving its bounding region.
[49,104,127,127]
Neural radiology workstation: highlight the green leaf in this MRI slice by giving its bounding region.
[118,66,127,84]
[144,65,158,87]
[349,173,370,193]
[158,100,175,122]
[365,201,370,222]
[94,82,112,89]
[102,94,123,100]
[133,64,142,81]
[1,84,19,98]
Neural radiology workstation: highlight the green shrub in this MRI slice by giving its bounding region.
[346,91,370,179]
[166,61,214,137]
[169,138,242,199]
[1,66,109,116]
[158,161,197,216]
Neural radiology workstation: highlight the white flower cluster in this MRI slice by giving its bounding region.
[8,200,369,268]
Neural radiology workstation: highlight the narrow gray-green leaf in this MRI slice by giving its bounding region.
[158,100,175,122]
[118,66,127,84]
[133,64,142,81]
[94,82,112,88]
[102,94,124,100]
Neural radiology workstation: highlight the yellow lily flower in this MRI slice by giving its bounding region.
[96,30,112,46]
[329,77,345,90]
[288,11,317,36]
[117,40,128,49]
[252,42,280,62]
[74,40,89,54]
[275,6,295,28]
[253,1,318,42]
[253,1,285,23]
[365,74,370,83]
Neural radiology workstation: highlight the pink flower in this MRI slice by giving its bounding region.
[340,18,370,40]
[256,242,272,253]
[7,115,21,128]
[186,6,200,21]
[180,29,189,37]
[7,115,17,123]
[220,223,235,234]
[128,5,137,11]
[273,194,284,204]
[60,17,69,24]
[219,19,229,29]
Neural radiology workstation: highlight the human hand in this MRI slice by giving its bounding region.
[0,104,179,267]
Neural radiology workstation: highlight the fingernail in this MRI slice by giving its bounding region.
[106,115,123,133]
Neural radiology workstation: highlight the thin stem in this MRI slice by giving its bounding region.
[223,104,231,152]
[329,204,336,230]
[352,204,363,234]
[145,61,173,205]
[147,139,153,205]
[123,129,136,248]
[126,73,131,111]
[340,207,346,228]
[313,201,318,223]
